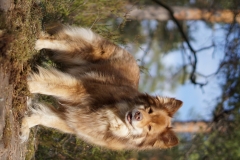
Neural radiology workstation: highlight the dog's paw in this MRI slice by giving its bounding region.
[19,117,30,143]
[27,96,33,108]
[35,39,45,51]
[19,132,30,143]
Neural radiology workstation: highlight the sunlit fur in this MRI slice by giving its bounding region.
[20,25,183,150]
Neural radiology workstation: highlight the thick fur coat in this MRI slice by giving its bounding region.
[20,25,183,150]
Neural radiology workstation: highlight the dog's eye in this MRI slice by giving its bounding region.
[148,108,153,114]
[148,125,152,131]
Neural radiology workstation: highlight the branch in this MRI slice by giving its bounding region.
[196,44,215,52]
[152,0,207,87]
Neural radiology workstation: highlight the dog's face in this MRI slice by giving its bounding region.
[124,95,182,149]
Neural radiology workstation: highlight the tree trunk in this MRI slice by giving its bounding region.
[126,5,240,23]
[172,121,211,133]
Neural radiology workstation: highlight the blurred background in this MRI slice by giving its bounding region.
[1,0,240,159]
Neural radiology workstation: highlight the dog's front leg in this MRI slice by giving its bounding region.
[20,102,75,142]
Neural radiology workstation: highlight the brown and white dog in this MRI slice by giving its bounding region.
[20,25,182,150]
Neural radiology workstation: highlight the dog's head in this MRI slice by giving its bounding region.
[125,95,182,149]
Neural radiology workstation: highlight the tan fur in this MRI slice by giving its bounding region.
[20,25,183,150]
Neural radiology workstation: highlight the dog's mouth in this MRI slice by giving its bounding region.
[127,112,132,125]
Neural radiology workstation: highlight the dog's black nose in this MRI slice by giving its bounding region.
[134,111,142,121]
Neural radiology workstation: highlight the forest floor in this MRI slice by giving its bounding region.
[0,0,41,159]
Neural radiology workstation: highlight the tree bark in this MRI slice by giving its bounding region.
[172,121,211,133]
[126,5,240,23]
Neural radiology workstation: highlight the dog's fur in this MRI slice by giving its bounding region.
[20,25,182,150]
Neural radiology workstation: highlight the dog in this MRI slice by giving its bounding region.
[20,25,183,150]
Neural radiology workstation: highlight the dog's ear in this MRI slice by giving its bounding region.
[152,129,179,149]
[161,129,179,148]
[156,97,183,116]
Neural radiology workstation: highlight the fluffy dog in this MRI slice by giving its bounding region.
[20,25,182,150]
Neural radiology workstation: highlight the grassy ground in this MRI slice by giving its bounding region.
[0,0,42,159]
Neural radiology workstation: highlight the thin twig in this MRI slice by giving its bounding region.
[196,44,215,52]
